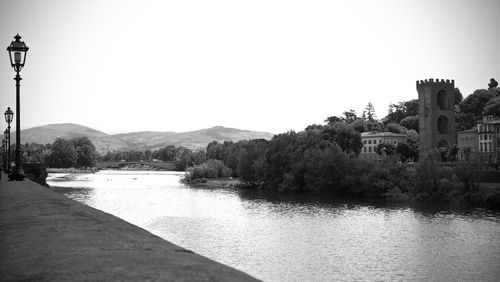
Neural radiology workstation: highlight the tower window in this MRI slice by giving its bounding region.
[437,116,449,134]
[437,90,449,110]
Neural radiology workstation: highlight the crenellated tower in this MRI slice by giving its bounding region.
[416,78,456,159]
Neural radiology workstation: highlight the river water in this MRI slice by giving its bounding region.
[47,170,500,282]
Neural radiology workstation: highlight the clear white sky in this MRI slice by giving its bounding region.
[0,0,499,134]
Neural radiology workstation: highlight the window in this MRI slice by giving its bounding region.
[480,135,482,141]
[437,116,449,134]
[497,140,500,147]
[363,140,367,144]
[373,140,377,145]
[368,140,372,144]
[484,134,488,140]
[437,90,449,110]
[368,147,372,152]
[363,147,367,153]
[497,127,500,133]
[394,141,397,144]
[480,143,483,152]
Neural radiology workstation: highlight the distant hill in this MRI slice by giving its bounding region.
[19,124,132,153]
[19,123,274,153]
[115,126,275,151]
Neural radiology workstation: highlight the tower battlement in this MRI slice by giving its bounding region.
[416,78,454,90]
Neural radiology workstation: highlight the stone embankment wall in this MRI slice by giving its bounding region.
[0,173,259,281]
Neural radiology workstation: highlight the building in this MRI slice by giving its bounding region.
[476,115,500,163]
[360,132,407,160]
[456,128,478,162]
[416,78,456,160]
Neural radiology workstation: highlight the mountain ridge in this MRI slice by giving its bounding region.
[18,123,274,153]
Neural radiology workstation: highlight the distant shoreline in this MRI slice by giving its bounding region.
[46,167,98,174]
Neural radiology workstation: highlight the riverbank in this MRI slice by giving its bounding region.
[183,178,242,188]
[47,167,99,173]
[183,177,500,209]
[0,172,259,281]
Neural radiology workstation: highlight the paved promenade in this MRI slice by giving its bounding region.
[0,173,259,281]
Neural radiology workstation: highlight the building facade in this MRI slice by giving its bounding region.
[417,79,456,160]
[456,128,478,162]
[476,116,500,163]
[360,132,407,161]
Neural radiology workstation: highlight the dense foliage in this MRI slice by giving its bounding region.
[182,78,498,203]
[182,159,232,182]
[455,79,500,130]
[100,145,206,171]
[45,137,98,168]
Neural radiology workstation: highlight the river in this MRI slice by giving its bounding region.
[47,170,500,282]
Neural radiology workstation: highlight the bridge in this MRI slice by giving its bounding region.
[97,161,176,171]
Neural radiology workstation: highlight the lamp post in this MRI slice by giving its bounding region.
[4,107,13,173]
[7,34,28,180]
[4,129,10,172]
[2,138,6,171]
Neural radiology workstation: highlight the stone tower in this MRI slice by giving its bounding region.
[417,79,456,159]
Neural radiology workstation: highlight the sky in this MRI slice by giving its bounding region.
[0,0,499,134]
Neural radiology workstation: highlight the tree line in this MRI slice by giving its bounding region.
[100,145,206,171]
[183,79,499,203]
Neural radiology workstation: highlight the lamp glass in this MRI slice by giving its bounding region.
[14,51,21,63]
[4,108,13,124]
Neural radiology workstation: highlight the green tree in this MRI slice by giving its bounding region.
[376,142,396,156]
[325,115,343,125]
[406,129,419,161]
[154,145,177,161]
[396,143,412,162]
[384,99,418,125]
[322,123,362,154]
[488,78,498,90]
[385,123,404,134]
[482,96,500,117]
[342,109,358,124]
[70,137,97,168]
[237,139,268,183]
[351,119,367,133]
[174,147,194,171]
[454,88,463,105]
[303,142,350,195]
[46,138,77,168]
[363,102,377,122]
[400,115,419,132]
[456,88,498,129]
[366,120,384,132]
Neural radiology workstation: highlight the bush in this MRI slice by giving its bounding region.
[182,159,232,182]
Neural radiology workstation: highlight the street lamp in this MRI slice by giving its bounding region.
[2,138,6,171]
[7,34,28,180]
[4,129,10,172]
[4,107,13,172]
[4,107,13,124]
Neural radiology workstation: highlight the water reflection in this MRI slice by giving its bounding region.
[48,171,500,282]
[50,186,95,204]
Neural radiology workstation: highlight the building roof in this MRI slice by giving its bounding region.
[456,128,477,134]
[361,132,406,138]
[479,116,500,124]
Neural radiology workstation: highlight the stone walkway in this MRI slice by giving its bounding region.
[0,173,259,281]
